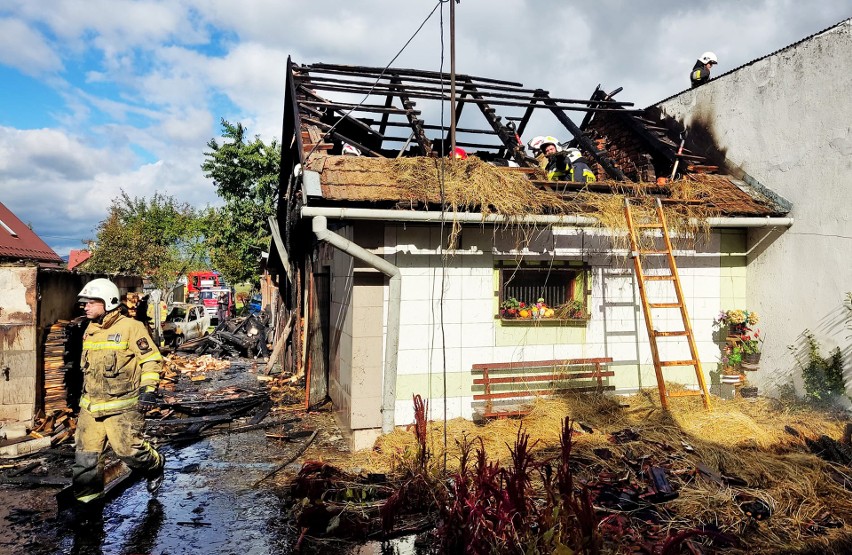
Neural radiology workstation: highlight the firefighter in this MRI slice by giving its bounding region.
[690,52,718,88]
[72,278,166,504]
[564,148,597,183]
[528,136,570,181]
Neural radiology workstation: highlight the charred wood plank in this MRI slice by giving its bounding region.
[389,76,432,156]
[295,75,634,107]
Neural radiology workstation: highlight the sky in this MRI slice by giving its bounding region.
[0,1,849,257]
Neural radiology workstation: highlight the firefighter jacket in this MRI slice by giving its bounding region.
[691,61,710,87]
[545,153,571,181]
[79,310,163,417]
[569,159,596,183]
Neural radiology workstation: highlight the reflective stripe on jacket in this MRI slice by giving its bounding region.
[690,62,710,87]
[80,310,163,417]
[569,160,596,183]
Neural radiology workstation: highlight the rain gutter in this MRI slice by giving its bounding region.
[310,216,401,434]
[302,206,794,228]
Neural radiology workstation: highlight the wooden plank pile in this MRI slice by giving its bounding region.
[43,320,72,412]
[33,408,77,447]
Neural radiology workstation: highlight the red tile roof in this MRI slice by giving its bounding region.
[0,201,62,264]
[67,249,92,270]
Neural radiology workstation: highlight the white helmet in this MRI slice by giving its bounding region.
[699,52,718,65]
[78,278,121,311]
[564,148,582,163]
[527,135,560,154]
[342,143,362,156]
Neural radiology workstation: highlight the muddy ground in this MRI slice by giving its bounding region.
[0,361,421,555]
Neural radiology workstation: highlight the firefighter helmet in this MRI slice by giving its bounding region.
[699,52,718,65]
[564,148,582,164]
[342,143,362,156]
[451,147,468,159]
[527,135,561,154]
[78,278,121,311]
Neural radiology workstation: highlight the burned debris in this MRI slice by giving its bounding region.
[175,312,272,359]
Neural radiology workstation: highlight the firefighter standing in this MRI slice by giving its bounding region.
[72,278,166,504]
[690,52,718,88]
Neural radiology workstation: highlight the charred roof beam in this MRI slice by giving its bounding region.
[390,76,432,156]
[294,73,635,107]
[538,90,628,181]
[463,79,525,165]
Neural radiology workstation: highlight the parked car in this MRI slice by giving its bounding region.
[162,303,211,346]
[247,294,263,315]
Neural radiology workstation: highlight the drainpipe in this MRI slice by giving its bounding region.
[311,216,402,434]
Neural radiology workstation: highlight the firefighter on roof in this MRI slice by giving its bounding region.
[72,278,166,504]
[691,52,718,88]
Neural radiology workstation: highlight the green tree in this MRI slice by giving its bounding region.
[202,119,279,285]
[87,191,210,291]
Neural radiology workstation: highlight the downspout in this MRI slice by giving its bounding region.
[311,216,401,434]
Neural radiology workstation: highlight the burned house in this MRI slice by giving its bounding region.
[270,58,793,448]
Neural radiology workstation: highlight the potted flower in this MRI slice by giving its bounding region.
[723,344,743,369]
[740,330,763,369]
[501,297,520,319]
[715,309,760,337]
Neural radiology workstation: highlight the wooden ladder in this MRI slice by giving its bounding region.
[624,198,711,410]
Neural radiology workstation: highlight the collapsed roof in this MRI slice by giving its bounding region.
[278,58,791,220]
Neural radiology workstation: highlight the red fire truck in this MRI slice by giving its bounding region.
[187,271,225,295]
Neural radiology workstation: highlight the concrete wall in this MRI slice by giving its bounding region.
[656,20,852,395]
[0,268,143,423]
[0,266,38,423]
[321,223,743,437]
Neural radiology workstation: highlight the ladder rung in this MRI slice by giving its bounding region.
[636,223,664,229]
[667,391,704,398]
[644,275,675,281]
[659,359,698,367]
[649,303,682,308]
[639,250,669,255]
[653,330,689,337]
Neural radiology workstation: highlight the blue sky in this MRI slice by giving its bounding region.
[0,1,848,256]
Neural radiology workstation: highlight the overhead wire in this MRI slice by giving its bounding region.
[301,1,445,166]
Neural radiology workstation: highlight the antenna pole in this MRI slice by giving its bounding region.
[450,0,457,156]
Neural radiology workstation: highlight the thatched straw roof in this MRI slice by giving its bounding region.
[305,155,787,219]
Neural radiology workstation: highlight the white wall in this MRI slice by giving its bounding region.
[656,20,852,394]
[381,224,736,426]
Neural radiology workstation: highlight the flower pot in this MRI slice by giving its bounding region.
[721,374,743,384]
[742,352,761,364]
[740,386,758,398]
[729,323,747,336]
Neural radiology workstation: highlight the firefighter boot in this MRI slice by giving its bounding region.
[146,452,166,495]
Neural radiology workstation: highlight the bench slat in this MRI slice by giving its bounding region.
[472,357,613,371]
[473,370,615,385]
[474,385,616,401]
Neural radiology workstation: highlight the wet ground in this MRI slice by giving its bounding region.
[0,361,426,555]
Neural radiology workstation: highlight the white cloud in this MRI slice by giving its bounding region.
[0,18,62,75]
[1,0,850,256]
